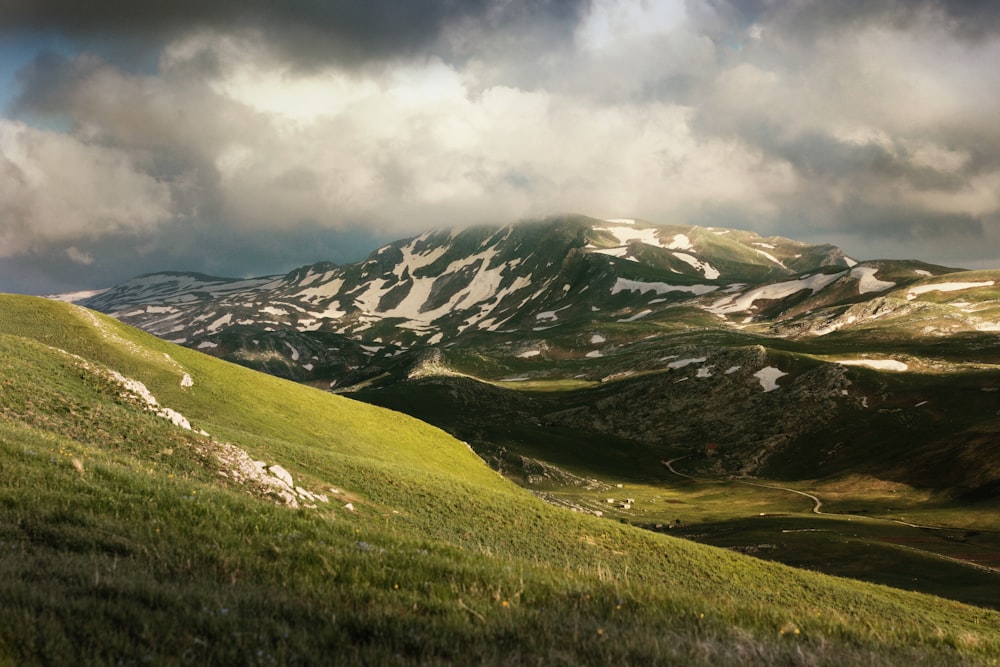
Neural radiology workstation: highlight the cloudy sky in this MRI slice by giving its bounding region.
[2,0,999,294]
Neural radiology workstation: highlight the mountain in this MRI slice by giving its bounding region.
[83,214,990,385]
[5,294,999,664]
[81,215,999,480]
[80,215,1000,605]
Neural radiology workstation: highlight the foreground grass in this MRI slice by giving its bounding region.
[2,295,1000,665]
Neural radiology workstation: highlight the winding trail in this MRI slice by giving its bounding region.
[662,457,975,531]
[661,456,1000,576]
[662,456,694,479]
[664,456,824,513]
[742,481,823,514]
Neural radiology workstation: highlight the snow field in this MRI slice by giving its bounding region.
[707,271,846,314]
[906,281,995,300]
[611,278,718,296]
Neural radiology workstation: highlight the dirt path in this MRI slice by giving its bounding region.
[741,480,823,514]
[662,456,694,479]
[661,456,1000,576]
[662,457,963,530]
[664,457,824,513]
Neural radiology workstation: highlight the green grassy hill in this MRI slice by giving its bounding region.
[2,294,999,665]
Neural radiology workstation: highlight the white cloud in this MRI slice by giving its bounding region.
[4,1,1000,292]
[65,246,94,264]
[159,33,797,233]
[0,119,173,257]
[575,0,687,52]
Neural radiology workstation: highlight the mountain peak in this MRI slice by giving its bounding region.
[82,216,988,388]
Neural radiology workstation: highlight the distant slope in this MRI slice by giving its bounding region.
[3,293,1000,665]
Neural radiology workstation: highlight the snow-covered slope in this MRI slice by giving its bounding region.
[83,215,991,387]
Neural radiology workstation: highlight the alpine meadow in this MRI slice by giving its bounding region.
[6,1,1000,663]
[4,215,1000,664]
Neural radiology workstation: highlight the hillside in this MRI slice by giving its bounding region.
[78,215,918,383]
[76,215,1000,608]
[3,293,1000,664]
[79,215,1000,487]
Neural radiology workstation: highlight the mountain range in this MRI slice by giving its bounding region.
[80,214,1000,487]
[81,214,997,380]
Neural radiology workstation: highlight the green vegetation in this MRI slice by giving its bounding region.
[2,294,1000,664]
[353,337,1000,616]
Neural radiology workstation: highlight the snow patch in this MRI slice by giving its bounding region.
[671,252,720,279]
[668,234,693,250]
[593,246,635,260]
[667,357,706,369]
[753,248,786,268]
[516,350,541,358]
[585,350,604,358]
[595,224,668,249]
[906,281,994,300]
[754,367,787,392]
[617,309,652,322]
[536,306,570,322]
[197,341,218,349]
[611,278,718,296]
[590,334,606,344]
[851,266,896,294]
[298,278,345,302]
[45,289,109,303]
[707,272,846,314]
[207,313,233,332]
[837,359,908,372]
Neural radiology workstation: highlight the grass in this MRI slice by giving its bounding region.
[3,294,1000,664]
[353,358,1000,615]
[536,459,1000,612]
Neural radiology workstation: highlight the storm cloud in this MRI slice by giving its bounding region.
[1,0,998,294]
[0,0,588,69]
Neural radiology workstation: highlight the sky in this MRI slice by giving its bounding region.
[2,0,1000,295]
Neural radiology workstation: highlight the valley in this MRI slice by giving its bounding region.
[8,215,997,662]
[5,294,998,664]
[78,215,1000,610]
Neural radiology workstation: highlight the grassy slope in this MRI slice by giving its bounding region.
[2,295,1000,665]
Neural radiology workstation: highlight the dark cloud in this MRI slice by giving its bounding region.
[2,0,999,295]
[0,221,397,296]
[0,0,590,69]
[741,0,1000,43]
[751,130,973,194]
[815,204,997,270]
